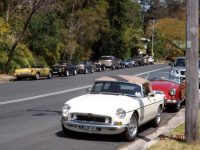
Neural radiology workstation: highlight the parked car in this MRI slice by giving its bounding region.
[75,61,95,74]
[169,57,200,81]
[169,57,186,81]
[120,60,132,68]
[133,55,145,66]
[99,56,121,70]
[147,56,154,65]
[14,65,52,80]
[93,62,106,72]
[52,63,77,76]
[127,59,138,67]
[150,75,186,112]
[61,75,165,141]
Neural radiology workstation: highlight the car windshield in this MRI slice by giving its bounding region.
[90,81,142,97]
[174,58,200,68]
[174,58,186,67]
[144,72,181,84]
[99,56,112,60]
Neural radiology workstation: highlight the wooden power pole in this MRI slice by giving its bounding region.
[185,0,199,144]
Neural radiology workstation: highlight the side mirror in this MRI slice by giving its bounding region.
[86,88,91,93]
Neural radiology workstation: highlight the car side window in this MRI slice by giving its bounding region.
[142,83,150,97]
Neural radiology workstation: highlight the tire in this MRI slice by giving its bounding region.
[152,106,162,127]
[84,68,88,74]
[112,65,115,70]
[91,67,94,73]
[35,73,40,80]
[122,113,138,141]
[65,70,69,76]
[48,72,52,79]
[174,102,181,112]
[102,66,106,71]
[73,69,77,75]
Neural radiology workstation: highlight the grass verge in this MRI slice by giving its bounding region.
[147,111,200,150]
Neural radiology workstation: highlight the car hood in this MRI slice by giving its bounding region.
[65,94,140,116]
[15,68,34,73]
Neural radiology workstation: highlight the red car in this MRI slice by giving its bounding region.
[150,78,186,112]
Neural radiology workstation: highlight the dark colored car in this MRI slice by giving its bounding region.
[120,60,132,68]
[75,61,95,74]
[52,63,77,76]
[93,62,106,72]
[133,55,145,66]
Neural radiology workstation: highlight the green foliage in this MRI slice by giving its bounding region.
[11,43,35,70]
[0,0,145,71]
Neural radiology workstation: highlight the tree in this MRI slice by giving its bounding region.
[5,0,56,73]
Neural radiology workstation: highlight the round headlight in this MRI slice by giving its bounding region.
[62,104,71,115]
[170,88,176,96]
[116,108,126,119]
[105,117,111,124]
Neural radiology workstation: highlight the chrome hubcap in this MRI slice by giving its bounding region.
[128,117,137,137]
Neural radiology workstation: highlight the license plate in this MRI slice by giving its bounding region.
[53,72,57,73]
[78,125,98,131]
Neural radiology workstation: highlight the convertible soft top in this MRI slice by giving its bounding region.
[95,75,150,85]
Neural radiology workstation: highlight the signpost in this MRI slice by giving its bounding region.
[185,0,199,144]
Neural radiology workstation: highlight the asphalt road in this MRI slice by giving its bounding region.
[0,64,178,150]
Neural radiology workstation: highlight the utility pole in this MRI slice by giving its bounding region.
[185,0,199,144]
[150,20,157,57]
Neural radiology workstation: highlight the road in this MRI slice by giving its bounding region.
[0,64,178,150]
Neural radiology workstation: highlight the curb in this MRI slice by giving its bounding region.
[119,109,185,150]
[0,74,15,83]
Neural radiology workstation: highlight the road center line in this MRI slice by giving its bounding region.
[0,66,170,105]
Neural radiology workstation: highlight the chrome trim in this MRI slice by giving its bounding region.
[61,119,127,134]
[165,100,178,104]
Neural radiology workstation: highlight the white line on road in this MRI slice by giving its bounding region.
[0,66,170,105]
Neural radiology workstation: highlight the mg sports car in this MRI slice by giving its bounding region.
[61,75,165,141]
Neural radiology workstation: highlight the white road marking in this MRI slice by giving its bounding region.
[0,66,170,105]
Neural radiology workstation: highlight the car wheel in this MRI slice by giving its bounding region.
[85,68,88,74]
[65,70,69,76]
[73,69,77,75]
[174,102,181,112]
[122,113,138,141]
[102,66,106,71]
[152,106,162,127]
[48,72,52,79]
[91,67,94,73]
[35,73,40,80]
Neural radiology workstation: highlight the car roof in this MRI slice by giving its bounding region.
[95,75,149,85]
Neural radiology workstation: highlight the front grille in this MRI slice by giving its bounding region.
[71,113,110,124]
[78,115,105,122]
[180,71,186,75]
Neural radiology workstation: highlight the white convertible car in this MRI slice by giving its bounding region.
[61,75,165,141]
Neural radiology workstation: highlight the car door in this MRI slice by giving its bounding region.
[140,83,157,123]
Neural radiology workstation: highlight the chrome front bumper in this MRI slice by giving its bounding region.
[61,119,127,135]
[165,99,178,104]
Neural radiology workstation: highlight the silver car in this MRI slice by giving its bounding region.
[169,57,200,81]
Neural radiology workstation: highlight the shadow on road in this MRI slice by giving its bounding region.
[55,130,125,143]
[27,109,61,116]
